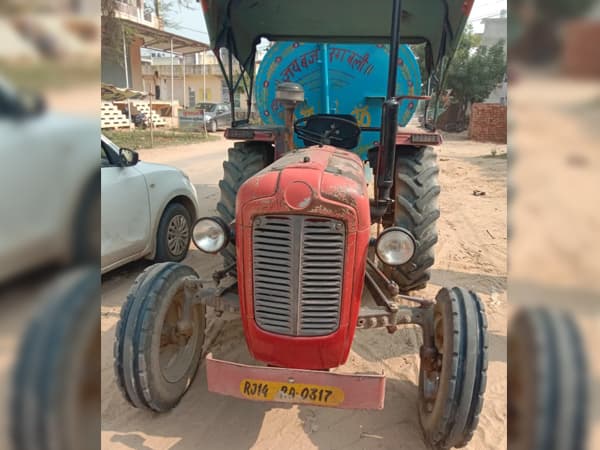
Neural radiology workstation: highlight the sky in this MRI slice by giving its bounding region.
[468,0,508,32]
[166,0,508,44]
[165,2,209,44]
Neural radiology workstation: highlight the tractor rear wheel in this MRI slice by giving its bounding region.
[114,262,205,412]
[384,146,440,292]
[216,141,274,266]
[418,287,488,449]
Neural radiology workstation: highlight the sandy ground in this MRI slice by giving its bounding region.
[100,134,507,450]
[509,72,600,449]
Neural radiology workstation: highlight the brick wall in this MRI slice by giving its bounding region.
[469,103,507,143]
[561,20,600,78]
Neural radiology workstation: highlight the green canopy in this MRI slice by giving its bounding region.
[201,0,474,75]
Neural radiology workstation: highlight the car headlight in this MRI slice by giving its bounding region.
[192,217,229,253]
[375,227,416,266]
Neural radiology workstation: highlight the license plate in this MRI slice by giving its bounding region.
[240,378,345,406]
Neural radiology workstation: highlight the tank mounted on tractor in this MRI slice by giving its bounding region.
[114,1,488,448]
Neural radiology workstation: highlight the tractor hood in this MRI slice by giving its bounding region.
[199,0,474,75]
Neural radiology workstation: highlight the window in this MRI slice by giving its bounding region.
[188,87,195,107]
[221,80,229,104]
[101,146,110,167]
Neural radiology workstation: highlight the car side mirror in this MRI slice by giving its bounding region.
[8,92,46,120]
[119,148,139,166]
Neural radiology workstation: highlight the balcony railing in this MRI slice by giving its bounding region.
[142,64,227,77]
[115,1,159,28]
[115,1,137,17]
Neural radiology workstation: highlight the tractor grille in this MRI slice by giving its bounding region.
[252,215,345,336]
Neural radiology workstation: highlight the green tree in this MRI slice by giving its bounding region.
[443,26,506,123]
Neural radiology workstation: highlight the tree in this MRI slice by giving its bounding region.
[443,26,506,124]
[101,0,193,66]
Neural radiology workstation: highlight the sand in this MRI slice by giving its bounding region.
[100,134,507,450]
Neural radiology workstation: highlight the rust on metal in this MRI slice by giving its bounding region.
[205,353,386,410]
[356,305,430,329]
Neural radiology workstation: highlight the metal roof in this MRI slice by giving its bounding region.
[118,17,209,55]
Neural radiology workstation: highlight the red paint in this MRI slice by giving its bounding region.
[205,353,386,410]
[235,146,371,370]
[396,127,443,146]
[252,131,275,141]
[223,129,276,142]
[200,0,209,14]
[283,181,313,210]
[462,0,475,16]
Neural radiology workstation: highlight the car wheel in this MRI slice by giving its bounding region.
[209,120,217,133]
[155,203,191,262]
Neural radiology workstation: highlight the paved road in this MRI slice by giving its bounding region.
[138,134,230,187]
[101,133,231,291]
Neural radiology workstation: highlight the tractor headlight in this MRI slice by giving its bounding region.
[375,227,416,266]
[192,217,229,253]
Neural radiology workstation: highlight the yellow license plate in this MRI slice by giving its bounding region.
[240,379,345,406]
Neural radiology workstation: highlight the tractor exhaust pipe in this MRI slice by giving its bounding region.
[276,82,305,152]
[373,0,403,219]
[386,0,402,100]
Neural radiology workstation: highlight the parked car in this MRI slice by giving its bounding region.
[101,135,199,273]
[0,77,98,285]
[193,101,231,132]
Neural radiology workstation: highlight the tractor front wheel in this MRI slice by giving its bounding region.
[418,287,488,449]
[508,307,588,450]
[114,262,205,412]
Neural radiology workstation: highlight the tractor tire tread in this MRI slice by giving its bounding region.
[388,146,440,292]
[114,262,201,412]
[419,287,488,449]
[216,141,274,266]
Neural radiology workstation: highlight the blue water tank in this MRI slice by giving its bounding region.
[255,42,422,158]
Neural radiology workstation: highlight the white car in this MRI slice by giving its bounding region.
[0,78,98,285]
[101,135,199,273]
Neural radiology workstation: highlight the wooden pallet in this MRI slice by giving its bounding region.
[101,102,131,129]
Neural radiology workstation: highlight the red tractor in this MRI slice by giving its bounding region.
[114,1,487,448]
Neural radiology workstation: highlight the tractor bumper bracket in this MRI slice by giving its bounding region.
[205,353,386,410]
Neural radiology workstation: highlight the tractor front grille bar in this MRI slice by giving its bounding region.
[252,215,345,337]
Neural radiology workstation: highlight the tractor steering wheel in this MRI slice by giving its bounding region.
[294,114,361,150]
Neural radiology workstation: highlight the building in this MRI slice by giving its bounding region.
[101,10,209,121]
[102,1,255,116]
[113,0,162,29]
[480,12,507,53]
[141,50,257,111]
[481,10,507,105]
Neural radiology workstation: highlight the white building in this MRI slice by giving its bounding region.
[481,10,507,105]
